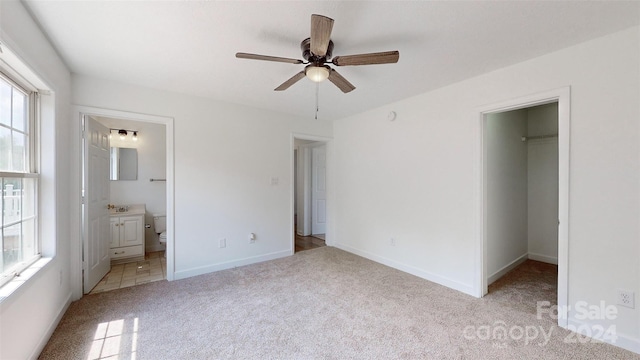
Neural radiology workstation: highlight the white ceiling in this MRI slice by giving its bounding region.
[24,1,640,120]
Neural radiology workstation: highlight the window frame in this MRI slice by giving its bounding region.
[0,69,41,288]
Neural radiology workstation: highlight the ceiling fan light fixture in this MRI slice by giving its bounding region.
[305,65,330,83]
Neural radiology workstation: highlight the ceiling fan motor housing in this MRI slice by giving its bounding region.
[301,37,334,64]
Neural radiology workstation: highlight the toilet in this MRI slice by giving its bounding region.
[153,214,167,244]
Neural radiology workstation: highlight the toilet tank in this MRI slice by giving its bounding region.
[152,214,166,233]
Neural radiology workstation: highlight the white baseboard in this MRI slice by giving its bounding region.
[334,242,475,296]
[488,253,528,285]
[567,318,640,355]
[174,250,291,280]
[528,252,558,265]
[29,291,72,360]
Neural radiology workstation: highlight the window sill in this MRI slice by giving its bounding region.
[0,257,52,303]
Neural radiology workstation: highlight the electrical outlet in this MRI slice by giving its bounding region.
[219,238,226,248]
[617,289,635,308]
[390,238,396,246]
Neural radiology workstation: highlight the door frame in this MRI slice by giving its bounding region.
[71,106,175,300]
[476,87,570,328]
[290,133,332,254]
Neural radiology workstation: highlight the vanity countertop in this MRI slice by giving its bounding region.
[109,204,146,216]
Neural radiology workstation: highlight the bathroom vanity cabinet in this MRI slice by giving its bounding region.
[109,205,146,264]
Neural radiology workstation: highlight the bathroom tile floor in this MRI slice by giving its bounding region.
[89,251,166,295]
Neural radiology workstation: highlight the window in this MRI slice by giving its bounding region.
[0,71,39,288]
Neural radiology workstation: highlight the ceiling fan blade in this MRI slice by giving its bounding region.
[236,52,303,64]
[274,71,306,91]
[327,69,355,93]
[310,14,334,57]
[332,51,399,66]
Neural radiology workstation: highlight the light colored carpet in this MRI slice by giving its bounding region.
[39,247,638,359]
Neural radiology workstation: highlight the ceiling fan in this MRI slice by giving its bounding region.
[236,14,399,93]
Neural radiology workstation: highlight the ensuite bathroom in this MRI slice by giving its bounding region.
[88,116,167,294]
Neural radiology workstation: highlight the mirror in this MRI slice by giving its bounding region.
[110,147,138,180]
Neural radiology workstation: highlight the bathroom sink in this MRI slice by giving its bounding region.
[109,204,145,216]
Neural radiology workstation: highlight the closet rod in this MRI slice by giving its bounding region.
[521,134,557,142]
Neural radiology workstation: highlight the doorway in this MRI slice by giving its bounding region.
[484,102,559,309]
[292,136,330,253]
[478,88,570,328]
[72,106,175,299]
[85,115,168,294]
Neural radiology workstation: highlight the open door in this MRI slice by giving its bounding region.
[83,116,111,293]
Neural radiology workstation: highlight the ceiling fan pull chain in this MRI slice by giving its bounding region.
[315,82,319,120]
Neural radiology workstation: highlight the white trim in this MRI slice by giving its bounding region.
[0,257,51,302]
[290,133,333,253]
[0,68,34,94]
[0,172,39,178]
[0,254,41,289]
[28,291,72,360]
[0,43,48,92]
[71,106,175,300]
[476,87,571,328]
[174,250,290,280]
[335,242,476,296]
[567,318,640,354]
[487,253,528,285]
[557,89,571,329]
[528,252,558,265]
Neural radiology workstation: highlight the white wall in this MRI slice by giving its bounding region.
[486,109,528,283]
[528,103,558,137]
[0,1,73,359]
[72,75,333,279]
[96,117,167,252]
[527,103,559,264]
[333,25,639,351]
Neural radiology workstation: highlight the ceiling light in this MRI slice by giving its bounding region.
[110,128,139,141]
[305,65,330,83]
